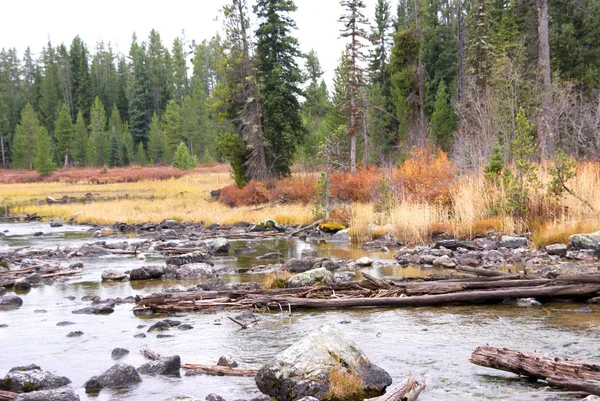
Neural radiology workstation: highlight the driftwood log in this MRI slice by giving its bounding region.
[136,273,600,313]
[470,345,600,395]
[0,266,83,288]
[0,391,16,401]
[182,363,258,377]
[370,377,426,401]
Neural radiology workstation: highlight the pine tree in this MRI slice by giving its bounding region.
[135,142,147,165]
[109,128,120,167]
[120,122,134,166]
[12,103,39,170]
[78,45,93,124]
[429,80,457,151]
[172,36,189,103]
[89,97,107,165]
[34,127,56,176]
[173,141,198,170]
[128,37,152,147]
[73,111,88,165]
[39,42,61,134]
[54,104,74,166]
[85,134,97,166]
[147,112,164,164]
[254,0,305,177]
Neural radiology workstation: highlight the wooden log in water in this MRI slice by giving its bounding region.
[182,363,258,377]
[470,345,600,395]
[371,377,426,401]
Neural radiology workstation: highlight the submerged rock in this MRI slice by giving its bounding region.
[101,269,128,281]
[255,324,391,400]
[166,252,212,267]
[111,348,130,360]
[72,302,114,315]
[164,263,216,280]
[285,268,334,288]
[0,294,23,309]
[84,363,141,394]
[2,365,71,392]
[15,387,80,401]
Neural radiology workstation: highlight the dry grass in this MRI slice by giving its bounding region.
[326,367,364,401]
[262,270,292,289]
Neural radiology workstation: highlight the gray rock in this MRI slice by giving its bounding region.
[327,229,350,243]
[166,251,212,267]
[569,230,600,250]
[283,257,317,273]
[286,268,334,288]
[583,396,600,401]
[255,324,391,400]
[66,331,83,337]
[545,243,568,256]
[234,247,256,255]
[101,269,128,281]
[84,363,141,393]
[178,324,194,330]
[72,302,114,315]
[0,294,23,309]
[148,319,181,332]
[566,249,597,261]
[111,348,129,360]
[91,230,103,238]
[163,397,202,401]
[300,248,318,258]
[2,365,71,392]
[56,321,75,326]
[162,229,179,239]
[160,219,181,229]
[355,257,373,267]
[27,273,42,284]
[296,398,319,401]
[500,236,528,249]
[137,355,180,377]
[130,265,165,281]
[13,278,31,291]
[217,356,238,368]
[334,271,356,282]
[15,388,80,401]
[517,298,541,307]
[0,287,6,296]
[206,395,226,401]
[208,238,230,255]
[432,255,456,268]
[165,263,216,280]
[257,252,283,260]
[434,240,479,250]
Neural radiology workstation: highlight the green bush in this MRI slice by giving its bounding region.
[173,142,198,171]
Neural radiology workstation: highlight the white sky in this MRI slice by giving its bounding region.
[0,0,379,86]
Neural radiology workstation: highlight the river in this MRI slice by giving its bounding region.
[1,222,598,401]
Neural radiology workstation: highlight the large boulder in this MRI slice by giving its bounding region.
[255,324,391,400]
[130,266,165,281]
[166,252,212,267]
[1,365,71,392]
[569,231,600,250]
[164,263,216,280]
[0,294,23,310]
[101,269,128,281]
[207,238,230,255]
[84,363,141,394]
[15,388,80,401]
[137,355,180,377]
[285,268,334,288]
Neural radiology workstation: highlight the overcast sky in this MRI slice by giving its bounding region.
[1,0,379,85]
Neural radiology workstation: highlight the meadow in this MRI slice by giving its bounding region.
[2,149,600,247]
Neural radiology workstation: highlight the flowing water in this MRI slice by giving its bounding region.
[1,222,599,401]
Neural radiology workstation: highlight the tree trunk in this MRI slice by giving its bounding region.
[470,345,600,395]
[1,133,5,168]
[457,0,465,103]
[538,0,553,161]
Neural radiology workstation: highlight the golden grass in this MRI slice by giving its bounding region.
[262,270,292,289]
[326,367,364,401]
[3,161,600,248]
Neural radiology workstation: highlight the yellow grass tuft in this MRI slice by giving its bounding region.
[262,270,292,290]
[326,367,364,401]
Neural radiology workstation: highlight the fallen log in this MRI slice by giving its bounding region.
[285,219,324,239]
[470,345,600,396]
[0,390,16,401]
[182,363,258,377]
[456,266,521,278]
[371,377,426,401]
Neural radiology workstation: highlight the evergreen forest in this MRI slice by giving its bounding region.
[0,0,599,181]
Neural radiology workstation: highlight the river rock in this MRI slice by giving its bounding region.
[137,355,180,377]
[165,263,216,280]
[432,255,456,268]
[327,229,350,243]
[286,268,334,288]
[208,238,230,255]
[500,236,528,249]
[205,395,226,401]
[255,324,391,400]
[163,397,202,401]
[0,287,6,296]
[545,243,568,256]
[84,363,142,393]
[111,348,130,360]
[15,387,80,401]
[257,251,283,260]
[569,230,600,250]
[166,251,212,267]
[566,249,597,260]
[334,271,356,282]
[296,398,319,401]
[283,257,317,273]
[13,277,31,291]
[66,331,83,337]
[130,265,165,281]
[160,219,182,229]
[583,397,600,401]
[434,240,479,250]
[101,269,128,281]
[148,319,181,332]
[301,248,318,258]
[162,229,179,240]
[0,294,23,309]
[2,365,71,392]
[217,356,238,368]
[72,302,114,315]
[355,257,373,267]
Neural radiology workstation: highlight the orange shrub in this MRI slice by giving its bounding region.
[274,176,317,203]
[329,167,382,202]
[219,180,274,207]
[394,146,456,205]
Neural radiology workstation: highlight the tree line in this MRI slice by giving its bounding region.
[0,0,598,178]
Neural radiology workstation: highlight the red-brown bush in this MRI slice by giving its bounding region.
[219,181,274,207]
[329,167,382,202]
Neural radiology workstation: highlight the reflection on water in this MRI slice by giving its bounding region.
[1,222,599,401]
